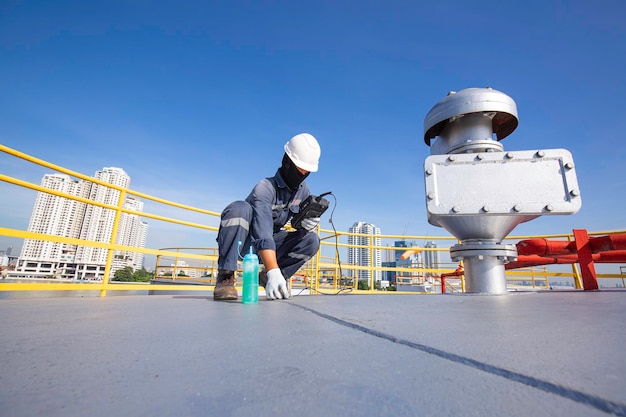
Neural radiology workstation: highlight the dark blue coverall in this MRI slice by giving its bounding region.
[217,169,320,279]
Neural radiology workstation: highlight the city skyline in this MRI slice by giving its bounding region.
[10,165,398,279]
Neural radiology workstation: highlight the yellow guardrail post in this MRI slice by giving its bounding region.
[100,189,127,297]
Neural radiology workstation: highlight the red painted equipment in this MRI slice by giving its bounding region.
[505,251,626,268]
[439,264,464,293]
[516,233,626,256]
[441,230,626,291]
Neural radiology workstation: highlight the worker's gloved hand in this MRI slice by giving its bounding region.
[265,268,290,300]
[300,217,320,231]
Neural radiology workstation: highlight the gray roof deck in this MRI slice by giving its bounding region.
[1,290,625,417]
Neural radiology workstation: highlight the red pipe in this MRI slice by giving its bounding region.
[440,265,464,293]
[592,250,626,262]
[441,266,464,278]
[588,234,626,252]
[516,233,626,257]
[516,238,575,256]
[505,255,570,269]
[506,250,626,269]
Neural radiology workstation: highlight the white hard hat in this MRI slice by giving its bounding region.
[284,133,321,172]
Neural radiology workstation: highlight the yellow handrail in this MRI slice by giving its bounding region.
[1,143,625,296]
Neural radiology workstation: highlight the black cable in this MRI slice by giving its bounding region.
[327,193,351,293]
[292,192,353,296]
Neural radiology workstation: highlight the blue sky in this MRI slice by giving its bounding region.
[1,0,625,255]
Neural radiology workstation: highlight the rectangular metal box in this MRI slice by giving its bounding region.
[424,149,581,216]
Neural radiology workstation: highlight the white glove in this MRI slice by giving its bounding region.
[265,268,290,300]
[300,217,320,231]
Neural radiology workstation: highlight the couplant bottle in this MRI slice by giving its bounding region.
[242,247,259,304]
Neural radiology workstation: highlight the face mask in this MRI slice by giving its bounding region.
[279,153,309,191]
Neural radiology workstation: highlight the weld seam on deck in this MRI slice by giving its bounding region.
[290,303,626,417]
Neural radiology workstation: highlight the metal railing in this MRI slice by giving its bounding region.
[1,143,625,296]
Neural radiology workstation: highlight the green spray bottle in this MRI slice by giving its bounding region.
[241,245,259,304]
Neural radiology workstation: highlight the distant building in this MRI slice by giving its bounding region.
[423,241,440,277]
[157,260,199,279]
[381,243,397,283]
[15,168,148,280]
[109,196,149,275]
[348,221,382,283]
[393,240,423,284]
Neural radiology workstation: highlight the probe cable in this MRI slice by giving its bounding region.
[292,192,353,296]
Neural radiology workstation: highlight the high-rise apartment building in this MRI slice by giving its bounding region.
[74,168,132,270]
[348,221,382,283]
[16,168,148,280]
[19,174,90,267]
[110,196,148,274]
[423,241,440,277]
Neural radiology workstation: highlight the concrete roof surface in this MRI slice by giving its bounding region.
[1,290,625,417]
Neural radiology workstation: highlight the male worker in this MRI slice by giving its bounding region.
[214,133,322,301]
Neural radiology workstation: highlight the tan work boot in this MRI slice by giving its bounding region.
[214,270,238,301]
